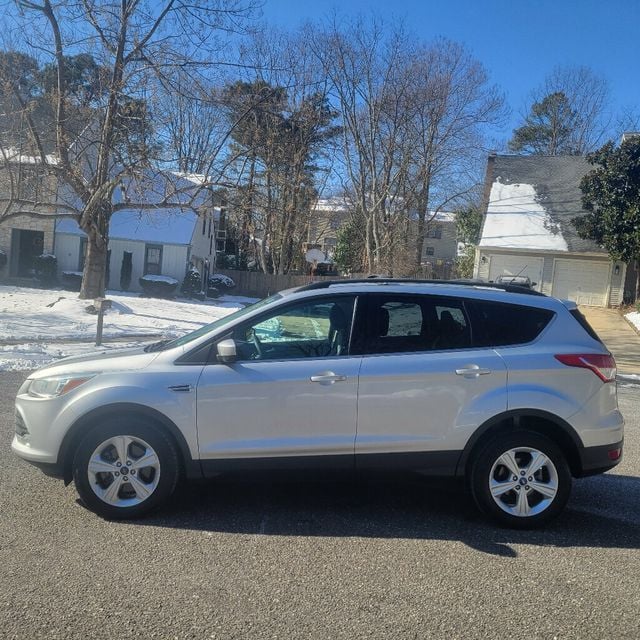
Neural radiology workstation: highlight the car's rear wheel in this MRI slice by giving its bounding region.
[470,431,571,528]
[72,419,179,519]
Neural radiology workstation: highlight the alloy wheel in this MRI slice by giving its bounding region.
[488,446,559,518]
[87,435,161,507]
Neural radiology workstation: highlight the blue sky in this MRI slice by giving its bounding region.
[262,0,640,141]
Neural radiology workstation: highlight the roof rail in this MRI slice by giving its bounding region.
[294,278,547,296]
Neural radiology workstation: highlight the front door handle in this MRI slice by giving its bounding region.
[310,372,347,384]
[455,366,491,377]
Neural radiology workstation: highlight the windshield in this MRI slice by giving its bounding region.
[150,294,283,352]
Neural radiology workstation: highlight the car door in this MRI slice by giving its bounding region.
[196,294,361,473]
[354,293,507,472]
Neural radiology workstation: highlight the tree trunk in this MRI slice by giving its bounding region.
[80,230,108,299]
[79,200,111,299]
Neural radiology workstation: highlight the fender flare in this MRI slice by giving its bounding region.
[455,409,584,477]
[58,402,202,484]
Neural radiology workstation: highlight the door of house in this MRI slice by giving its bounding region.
[11,229,44,277]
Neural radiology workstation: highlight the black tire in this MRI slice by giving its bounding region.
[72,417,179,520]
[470,430,572,529]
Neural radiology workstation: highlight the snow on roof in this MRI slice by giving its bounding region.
[56,207,199,245]
[479,180,568,252]
[429,211,455,223]
[170,171,209,186]
[1,147,58,165]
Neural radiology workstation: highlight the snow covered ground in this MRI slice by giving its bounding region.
[625,310,640,333]
[0,285,256,371]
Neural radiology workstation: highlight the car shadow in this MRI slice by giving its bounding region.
[130,471,640,557]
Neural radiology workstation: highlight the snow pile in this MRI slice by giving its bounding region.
[0,285,256,371]
[480,180,569,251]
[139,274,180,284]
[625,311,640,332]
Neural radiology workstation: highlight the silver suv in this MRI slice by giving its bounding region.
[12,280,624,527]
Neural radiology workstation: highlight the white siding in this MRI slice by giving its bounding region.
[541,257,555,296]
[54,234,82,272]
[107,239,189,292]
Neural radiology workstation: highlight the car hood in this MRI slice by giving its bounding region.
[28,346,161,379]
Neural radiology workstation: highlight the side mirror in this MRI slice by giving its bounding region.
[216,338,237,363]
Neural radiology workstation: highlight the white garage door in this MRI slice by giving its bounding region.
[488,255,544,291]
[552,259,610,306]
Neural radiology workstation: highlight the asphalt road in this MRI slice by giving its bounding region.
[1,371,639,639]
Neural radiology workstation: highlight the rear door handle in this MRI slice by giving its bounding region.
[310,372,347,384]
[455,366,491,377]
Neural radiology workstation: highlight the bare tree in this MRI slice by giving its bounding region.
[315,17,505,274]
[405,40,506,267]
[315,17,415,274]
[0,0,254,298]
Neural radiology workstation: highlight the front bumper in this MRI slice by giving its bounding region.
[11,441,64,479]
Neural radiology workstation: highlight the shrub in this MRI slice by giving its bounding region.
[206,285,220,299]
[61,271,83,291]
[139,274,179,298]
[181,267,202,298]
[208,273,235,292]
[34,254,57,287]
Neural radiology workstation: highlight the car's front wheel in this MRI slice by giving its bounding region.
[470,431,572,528]
[72,419,179,519]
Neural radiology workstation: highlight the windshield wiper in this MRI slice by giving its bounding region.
[144,339,172,353]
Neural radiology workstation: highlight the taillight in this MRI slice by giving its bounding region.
[554,353,617,382]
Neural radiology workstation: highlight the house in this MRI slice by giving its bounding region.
[0,148,58,280]
[474,154,625,307]
[54,172,217,292]
[307,198,458,264]
[421,211,457,263]
[307,197,349,259]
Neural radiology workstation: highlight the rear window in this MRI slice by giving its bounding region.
[467,300,554,347]
[569,309,603,344]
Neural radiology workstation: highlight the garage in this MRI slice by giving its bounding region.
[552,259,611,306]
[488,254,544,291]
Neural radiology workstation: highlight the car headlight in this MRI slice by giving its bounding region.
[27,375,96,399]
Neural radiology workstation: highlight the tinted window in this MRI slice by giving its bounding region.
[358,295,471,354]
[467,300,554,347]
[384,301,423,336]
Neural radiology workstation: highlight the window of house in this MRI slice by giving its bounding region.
[144,244,163,275]
[425,246,435,256]
[426,225,442,239]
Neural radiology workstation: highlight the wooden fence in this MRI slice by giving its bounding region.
[217,263,457,299]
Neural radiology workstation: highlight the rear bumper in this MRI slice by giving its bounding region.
[577,439,623,477]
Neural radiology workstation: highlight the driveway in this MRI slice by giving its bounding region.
[579,306,640,376]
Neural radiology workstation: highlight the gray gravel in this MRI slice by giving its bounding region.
[1,371,639,639]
